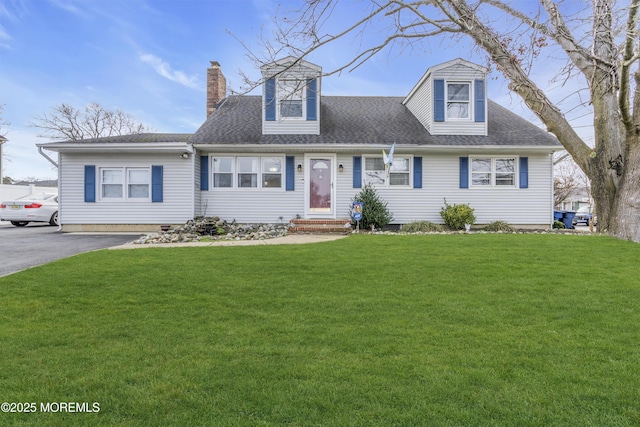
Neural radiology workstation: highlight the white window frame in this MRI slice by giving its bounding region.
[362,155,412,188]
[446,81,471,120]
[212,157,234,188]
[99,167,151,201]
[237,157,259,188]
[277,79,306,120]
[470,156,517,188]
[209,156,285,191]
[261,157,283,189]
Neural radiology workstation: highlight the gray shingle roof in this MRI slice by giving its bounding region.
[45,133,192,145]
[190,96,561,147]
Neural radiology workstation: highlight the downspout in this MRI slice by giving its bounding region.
[38,146,59,168]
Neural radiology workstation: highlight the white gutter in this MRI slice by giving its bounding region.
[193,143,561,154]
[36,142,193,153]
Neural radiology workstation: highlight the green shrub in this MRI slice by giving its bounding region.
[402,221,444,233]
[439,199,476,230]
[350,184,393,230]
[483,220,515,233]
[553,220,566,229]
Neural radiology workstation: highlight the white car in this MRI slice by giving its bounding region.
[0,193,59,227]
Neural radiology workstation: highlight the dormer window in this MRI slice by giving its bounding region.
[278,80,304,119]
[261,57,321,132]
[447,82,470,119]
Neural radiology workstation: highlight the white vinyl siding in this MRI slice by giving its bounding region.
[202,155,303,223]
[262,119,319,135]
[336,152,553,226]
[202,152,552,226]
[58,152,194,225]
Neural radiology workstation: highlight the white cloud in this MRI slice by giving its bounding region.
[139,53,201,91]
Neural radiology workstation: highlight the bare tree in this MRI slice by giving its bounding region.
[0,103,8,137]
[32,102,152,141]
[554,156,583,208]
[244,0,640,242]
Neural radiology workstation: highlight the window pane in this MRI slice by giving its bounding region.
[237,157,258,173]
[102,169,123,198]
[472,158,492,172]
[214,174,232,188]
[279,80,303,99]
[495,159,515,186]
[496,158,515,173]
[390,157,410,172]
[128,185,149,198]
[472,173,491,186]
[103,184,123,198]
[495,174,514,186]
[365,157,384,171]
[447,102,469,118]
[128,169,148,184]
[263,174,282,188]
[364,170,386,186]
[448,83,469,101]
[238,174,257,188]
[213,157,233,173]
[102,169,122,184]
[390,173,409,186]
[280,100,303,118]
[279,80,304,118]
[262,158,282,173]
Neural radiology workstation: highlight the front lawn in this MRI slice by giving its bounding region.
[1,234,639,426]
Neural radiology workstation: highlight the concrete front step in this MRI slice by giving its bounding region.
[289,218,352,234]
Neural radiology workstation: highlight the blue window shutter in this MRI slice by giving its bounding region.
[459,157,469,189]
[413,157,422,189]
[519,157,529,188]
[84,165,96,202]
[434,79,445,122]
[474,79,486,122]
[151,165,163,202]
[353,156,362,188]
[200,156,209,191]
[265,78,276,121]
[306,78,317,121]
[286,156,295,191]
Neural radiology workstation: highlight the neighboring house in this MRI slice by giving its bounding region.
[39,57,562,232]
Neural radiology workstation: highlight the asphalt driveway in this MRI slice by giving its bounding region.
[0,222,140,277]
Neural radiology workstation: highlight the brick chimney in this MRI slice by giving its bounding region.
[207,61,227,117]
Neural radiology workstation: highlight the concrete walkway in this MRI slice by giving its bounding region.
[110,234,348,250]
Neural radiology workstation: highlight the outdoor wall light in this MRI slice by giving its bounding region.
[180,152,190,159]
[297,163,302,173]
[338,163,344,173]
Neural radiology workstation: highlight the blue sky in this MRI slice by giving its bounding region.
[0,0,591,180]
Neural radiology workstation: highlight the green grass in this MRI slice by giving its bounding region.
[1,234,640,426]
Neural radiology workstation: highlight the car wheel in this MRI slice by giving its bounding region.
[49,211,59,226]
[10,221,29,227]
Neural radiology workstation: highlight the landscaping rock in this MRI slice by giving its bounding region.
[133,216,289,244]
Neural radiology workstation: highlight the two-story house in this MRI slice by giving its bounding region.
[39,57,562,231]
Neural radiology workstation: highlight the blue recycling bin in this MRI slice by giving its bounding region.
[553,210,575,229]
[562,211,576,229]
